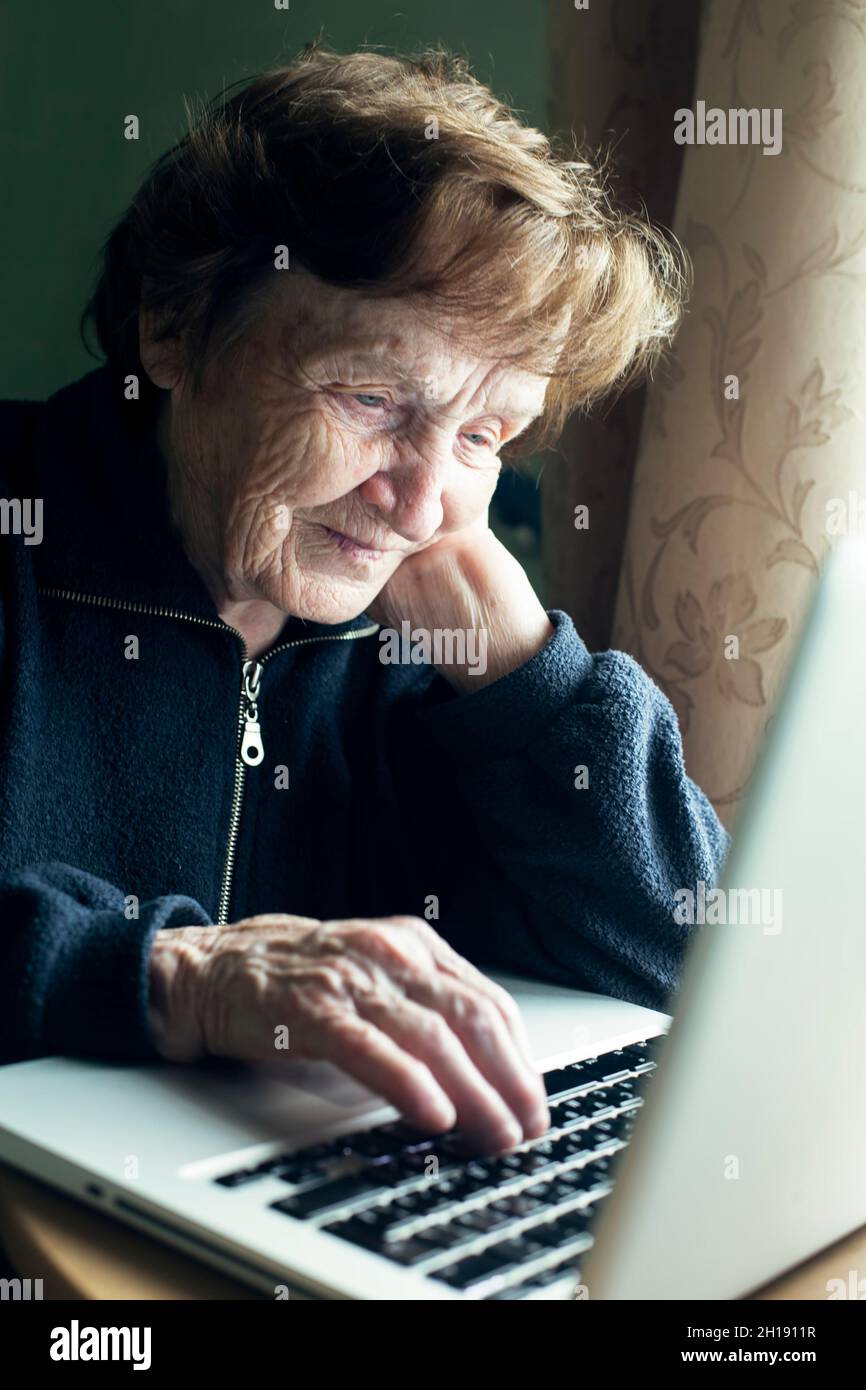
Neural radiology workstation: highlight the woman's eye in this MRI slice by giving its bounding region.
[463,432,495,448]
[352,393,388,409]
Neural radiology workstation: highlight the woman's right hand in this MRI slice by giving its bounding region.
[148,913,550,1154]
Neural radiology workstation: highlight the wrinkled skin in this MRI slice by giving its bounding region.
[150,915,549,1154]
[142,270,557,1149]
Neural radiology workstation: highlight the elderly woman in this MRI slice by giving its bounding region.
[0,45,729,1153]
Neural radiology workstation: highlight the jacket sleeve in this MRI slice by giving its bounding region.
[404,610,732,1011]
[0,405,212,1065]
[0,861,212,1063]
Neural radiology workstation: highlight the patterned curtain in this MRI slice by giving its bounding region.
[546,0,866,827]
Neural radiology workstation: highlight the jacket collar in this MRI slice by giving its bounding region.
[32,366,377,644]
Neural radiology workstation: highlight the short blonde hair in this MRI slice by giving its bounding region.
[84,42,688,456]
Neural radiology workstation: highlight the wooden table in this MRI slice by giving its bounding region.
[0,1163,254,1299]
[2,1160,865,1300]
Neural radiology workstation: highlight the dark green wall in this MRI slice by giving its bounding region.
[0,0,546,400]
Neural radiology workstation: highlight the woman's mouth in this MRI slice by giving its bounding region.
[319,524,387,562]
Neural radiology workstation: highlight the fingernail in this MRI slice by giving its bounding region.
[503,1118,523,1148]
[432,1100,457,1132]
[531,1103,550,1134]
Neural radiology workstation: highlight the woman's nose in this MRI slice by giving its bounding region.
[357,459,445,545]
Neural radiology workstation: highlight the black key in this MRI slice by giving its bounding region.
[548,1131,586,1160]
[470,1157,523,1190]
[412,1223,474,1253]
[487,1196,515,1217]
[529,1225,568,1254]
[529,1139,556,1157]
[255,1147,338,1180]
[597,1067,633,1086]
[215,1167,263,1188]
[267,1157,330,1186]
[445,1172,496,1201]
[546,1052,640,1101]
[492,1191,546,1220]
[389,1191,430,1217]
[610,1094,643,1116]
[533,1218,590,1250]
[557,1099,593,1122]
[622,1038,662,1071]
[489,1189,556,1223]
[384,1185,457,1227]
[544,1067,587,1099]
[286,1141,342,1164]
[455,1205,514,1235]
[569,1055,631,1086]
[497,1155,526,1174]
[327,1215,389,1252]
[415,1186,460,1214]
[542,1180,583,1206]
[561,1158,615,1195]
[482,1236,548,1270]
[507,1151,556,1179]
[585,1096,618,1119]
[587,1114,632,1146]
[583,1155,616,1182]
[271,1172,390,1220]
[384,1237,437,1267]
[432,1252,508,1293]
[559,1205,599,1234]
[431,1178,462,1199]
[600,1048,658,1084]
[564,1091,601,1111]
[546,1166,589,1189]
[608,1073,639,1093]
[250,1151,297,1173]
[555,1132,596,1162]
[339,1129,402,1160]
[464,1159,498,1181]
[334,1204,392,1232]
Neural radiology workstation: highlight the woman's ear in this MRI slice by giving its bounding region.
[139,305,186,391]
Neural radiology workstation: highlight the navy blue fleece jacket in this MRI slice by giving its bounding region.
[0,367,730,1063]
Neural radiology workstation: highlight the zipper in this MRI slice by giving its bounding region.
[37,587,379,923]
[215,620,377,924]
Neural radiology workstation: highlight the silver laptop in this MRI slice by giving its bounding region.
[1,539,864,1301]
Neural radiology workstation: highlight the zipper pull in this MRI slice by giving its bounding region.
[241,717,264,766]
[240,660,264,767]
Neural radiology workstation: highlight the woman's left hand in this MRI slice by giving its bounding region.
[369,516,553,692]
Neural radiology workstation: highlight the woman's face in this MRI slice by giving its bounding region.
[145,272,550,623]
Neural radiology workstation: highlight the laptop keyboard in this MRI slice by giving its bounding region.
[213,1039,659,1300]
